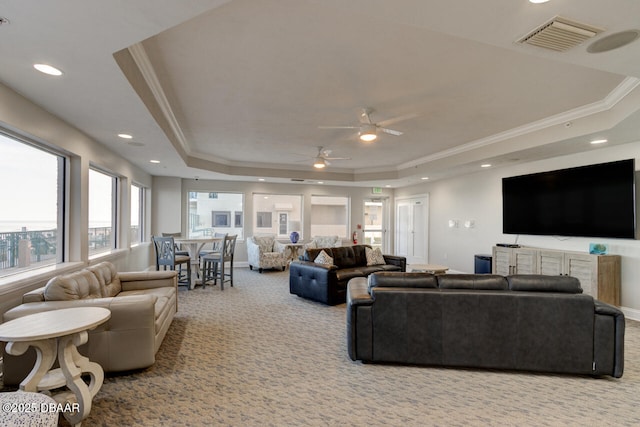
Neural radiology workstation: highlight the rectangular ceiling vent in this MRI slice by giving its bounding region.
[290,178,305,182]
[518,16,604,52]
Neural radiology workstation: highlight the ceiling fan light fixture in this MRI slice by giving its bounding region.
[359,124,377,142]
[313,157,327,169]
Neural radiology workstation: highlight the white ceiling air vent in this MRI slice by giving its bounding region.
[519,16,604,52]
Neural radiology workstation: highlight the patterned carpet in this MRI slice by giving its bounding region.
[23,269,640,425]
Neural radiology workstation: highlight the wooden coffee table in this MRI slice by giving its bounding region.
[410,264,449,274]
[0,307,111,426]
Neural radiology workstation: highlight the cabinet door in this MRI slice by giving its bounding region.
[538,250,564,276]
[564,253,597,297]
[513,248,537,274]
[492,247,511,275]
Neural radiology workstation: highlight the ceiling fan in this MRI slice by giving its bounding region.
[309,146,351,169]
[319,107,417,142]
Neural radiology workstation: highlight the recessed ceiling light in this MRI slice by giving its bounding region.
[385,185,391,188]
[149,160,160,164]
[481,164,492,168]
[258,178,265,181]
[421,177,429,180]
[317,181,324,184]
[118,133,133,139]
[590,139,608,144]
[33,63,63,76]
[529,0,549,3]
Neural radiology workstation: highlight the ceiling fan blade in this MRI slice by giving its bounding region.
[379,127,403,136]
[325,157,351,161]
[377,112,419,128]
[318,125,359,130]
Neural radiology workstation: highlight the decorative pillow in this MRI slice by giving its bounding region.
[366,247,386,266]
[314,249,334,266]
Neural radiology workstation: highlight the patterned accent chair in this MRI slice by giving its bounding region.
[304,235,343,250]
[247,235,289,273]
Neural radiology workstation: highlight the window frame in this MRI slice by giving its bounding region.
[0,130,66,277]
[187,191,244,239]
[88,167,118,255]
[212,211,231,228]
[310,195,350,239]
[130,183,145,245]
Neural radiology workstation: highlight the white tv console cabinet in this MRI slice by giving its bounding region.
[492,245,621,306]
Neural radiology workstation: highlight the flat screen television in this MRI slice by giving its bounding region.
[502,159,637,239]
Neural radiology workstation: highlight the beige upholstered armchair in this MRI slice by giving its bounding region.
[247,235,288,272]
[304,235,343,250]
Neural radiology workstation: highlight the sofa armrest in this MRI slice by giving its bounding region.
[119,270,178,291]
[22,287,46,303]
[347,277,374,305]
[594,300,625,378]
[383,255,406,272]
[347,277,374,361]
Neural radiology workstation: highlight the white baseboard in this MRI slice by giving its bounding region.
[621,306,640,322]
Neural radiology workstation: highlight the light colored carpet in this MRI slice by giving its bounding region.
[34,269,640,425]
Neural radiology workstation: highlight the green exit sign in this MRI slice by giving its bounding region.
[372,187,382,194]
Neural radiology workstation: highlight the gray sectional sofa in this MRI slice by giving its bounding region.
[347,272,624,377]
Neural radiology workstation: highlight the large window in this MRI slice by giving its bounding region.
[310,196,349,238]
[131,184,144,245]
[188,192,244,239]
[252,194,302,238]
[0,133,64,277]
[89,168,117,254]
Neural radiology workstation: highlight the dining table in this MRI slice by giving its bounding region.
[174,236,224,289]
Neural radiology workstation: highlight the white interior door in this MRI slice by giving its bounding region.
[395,196,428,264]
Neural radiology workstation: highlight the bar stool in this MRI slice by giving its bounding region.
[202,235,237,290]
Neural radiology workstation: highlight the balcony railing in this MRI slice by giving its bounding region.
[0,226,133,275]
[0,228,58,271]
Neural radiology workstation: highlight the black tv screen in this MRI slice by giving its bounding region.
[502,159,636,239]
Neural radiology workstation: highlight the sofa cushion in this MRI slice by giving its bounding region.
[314,250,334,266]
[44,270,102,301]
[87,262,122,297]
[357,266,386,276]
[331,246,358,269]
[365,247,386,266]
[351,245,369,266]
[438,274,508,290]
[368,272,438,291]
[335,267,366,283]
[508,275,583,293]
